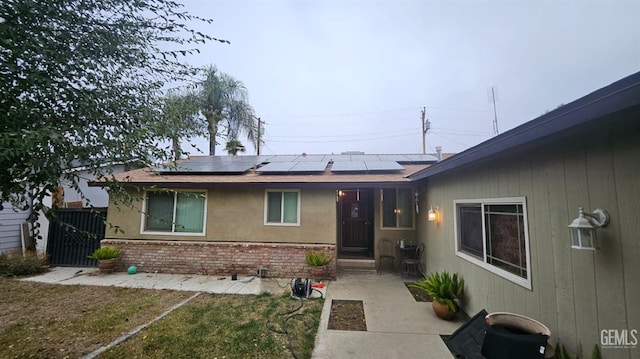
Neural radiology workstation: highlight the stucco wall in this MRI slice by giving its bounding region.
[417,127,639,357]
[106,186,336,245]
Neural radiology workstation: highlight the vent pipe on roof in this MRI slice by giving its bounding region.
[436,146,442,161]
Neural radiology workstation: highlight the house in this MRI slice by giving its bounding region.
[101,153,439,279]
[101,71,638,357]
[409,71,640,357]
[58,160,136,208]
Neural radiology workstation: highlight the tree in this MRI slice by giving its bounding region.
[160,90,205,161]
[197,66,258,155]
[224,140,246,156]
[0,0,225,241]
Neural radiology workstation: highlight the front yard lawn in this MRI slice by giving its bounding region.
[0,277,323,359]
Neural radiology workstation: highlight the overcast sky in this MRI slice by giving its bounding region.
[177,0,640,156]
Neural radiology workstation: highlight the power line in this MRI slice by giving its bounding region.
[267,133,417,144]
[269,128,419,139]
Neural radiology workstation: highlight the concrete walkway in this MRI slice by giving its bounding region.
[312,271,465,359]
[21,266,286,295]
[24,268,465,358]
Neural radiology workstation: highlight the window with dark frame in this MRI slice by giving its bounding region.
[381,188,413,228]
[456,200,528,280]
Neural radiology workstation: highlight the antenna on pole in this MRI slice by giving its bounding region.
[488,86,499,135]
[421,107,430,154]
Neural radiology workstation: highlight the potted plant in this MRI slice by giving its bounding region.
[88,246,122,273]
[410,271,464,320]
[305,251,331,280]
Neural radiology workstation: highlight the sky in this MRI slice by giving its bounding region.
[176,0,640,156]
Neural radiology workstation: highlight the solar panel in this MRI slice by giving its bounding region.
[365,161,404,171]
[155,153,432,175]
[155,156,260,174]
[261,155,300,163]
[290,161,328,172]
[297,154,328,162]
[255,162,296,173]
[331,161,367,172]
[402,154,438,163]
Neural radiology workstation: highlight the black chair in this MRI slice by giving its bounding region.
[402,243,424,277]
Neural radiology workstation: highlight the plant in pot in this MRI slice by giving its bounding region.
[88,246,122,273]
[410,271,464,320]
[305,251,331,280]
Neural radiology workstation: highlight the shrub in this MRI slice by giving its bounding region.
[0,251,48,276]
[87,246,121,260]
[409,271,464,312]
[305,251,331,267]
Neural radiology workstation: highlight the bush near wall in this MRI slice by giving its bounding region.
[101,239,337,280]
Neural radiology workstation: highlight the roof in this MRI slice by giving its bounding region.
[409,71,640,181]
[109,154,437,188]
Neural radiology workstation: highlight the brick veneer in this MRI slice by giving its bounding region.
[101,239,336,280]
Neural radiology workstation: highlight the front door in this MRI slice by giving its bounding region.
[338,189,373,258]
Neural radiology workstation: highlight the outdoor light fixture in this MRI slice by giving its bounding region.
[568,207,609,250]
[414,190,420,214]
[427,206,439,222]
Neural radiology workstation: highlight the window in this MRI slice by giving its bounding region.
[265,190,300,225]
[381,188,414,229]
[454,197,531,289]
[142,190,206,235]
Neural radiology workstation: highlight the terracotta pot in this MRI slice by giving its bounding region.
[310,265,326,280]
[432,299,456,320]
[98,258,117,273]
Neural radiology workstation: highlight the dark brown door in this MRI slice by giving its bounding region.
[338,189,373,257]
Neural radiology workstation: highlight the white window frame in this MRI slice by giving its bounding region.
[264,189,301,226]
[453,197,532,289]
[140,189,207,236]
[380,188,415,230]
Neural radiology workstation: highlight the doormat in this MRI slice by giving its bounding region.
[327,300,367,331]
[404,282,433,302]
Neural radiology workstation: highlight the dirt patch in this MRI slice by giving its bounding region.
[327,300,367,331]
[404,282,433,302]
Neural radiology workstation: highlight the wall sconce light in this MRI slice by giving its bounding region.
[427,206,439,222]
[568,207,609,250]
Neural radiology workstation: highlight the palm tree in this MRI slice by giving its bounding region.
[225,140,246,156]
[197,66,258,155]
[161,90,204,160]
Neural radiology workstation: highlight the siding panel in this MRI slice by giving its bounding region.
[587,141,631,359]
[613,136,640,359]
[0,203,30,254]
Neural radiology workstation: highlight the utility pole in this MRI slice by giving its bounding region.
[490,87,499,135]
[256,117,262,155]
[421,107,430,154]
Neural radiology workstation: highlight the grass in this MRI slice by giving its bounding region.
[100,292,324,359]
[0,277,324,359]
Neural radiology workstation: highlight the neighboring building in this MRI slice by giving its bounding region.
[0,202,30,254]
[59,161,135,208]
[102,154,438,279]
[410,71,640,357]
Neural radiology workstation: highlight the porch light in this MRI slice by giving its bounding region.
[427,206,439,222]
[568,207,609,250]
